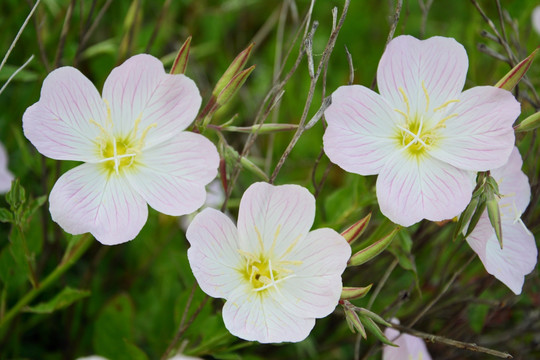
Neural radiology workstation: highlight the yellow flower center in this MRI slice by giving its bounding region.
[393,81,459,157]
[91,99,157,176]
[238,225,303,294]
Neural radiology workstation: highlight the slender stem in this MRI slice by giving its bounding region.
[390,323,513,359]
[161,288,209,360]
[0,234,93,331]
[367,259,398,310]
[408,253,476,328]
[15,224,39,289]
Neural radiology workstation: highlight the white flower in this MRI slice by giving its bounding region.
[186,182,351,343]
[0,141,14,193]
[23,54,219,245]
[383,319,432,360]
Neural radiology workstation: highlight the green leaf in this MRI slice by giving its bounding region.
[0,208,13,223]
[6,178,25,212]
[93,294,135,360]
[22,195,47,224]
[123,339,149,360]
[25,287,90,314]
[468,303,489,334]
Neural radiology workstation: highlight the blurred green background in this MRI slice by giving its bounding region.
[0,0,539,359]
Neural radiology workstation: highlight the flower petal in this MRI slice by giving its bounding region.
[186,208,244,299]
[467,215,537,294]
[49,164,148,245]
[22,67,106,162]
[222,285,315,343]
[430,86,518,171]
[237,182,315,256]
[125,132,219,216]
[0,142,13,193]
[274,228,349,319]
[491,147,530,217]
[377,35,468,115]
[324,85,399,175]
[377,153,473,226]
[102,54,202,146]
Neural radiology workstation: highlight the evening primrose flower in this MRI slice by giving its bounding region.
[324,35,520,226]
[0,142,14,193]
[383,319,432,360]
[466,147,537,294]
[23,54,219,245]
[186,182,351,343]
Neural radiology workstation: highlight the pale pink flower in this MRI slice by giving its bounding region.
[0,142,14,193]
[383,319,432,360]
[324,35,519,226]
[533,6,540,35]
[179,178,225,231]
[186,182,351,343]
[23,54,219,245]
[466,147,537,294]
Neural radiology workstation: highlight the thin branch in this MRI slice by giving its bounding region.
[390,323,513,359]
[53,0,76,68]
[0,0,41,72]
[0,55,34,96]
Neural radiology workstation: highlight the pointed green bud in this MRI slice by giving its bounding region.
[170,36,192,75]
[359,315,397,346]
[357,307,392,327]
[486,190,503,249]
[453,196,480,241]
[213,43,254,97]
[341,213,371,244]
[516,111,540,132]
[485,175,500,196]
[216,65,255,107]
[495,48,538,90]
[348,228,399,267]
[465,197,487,237]
[343,304,366,338]
[340,284,372,300]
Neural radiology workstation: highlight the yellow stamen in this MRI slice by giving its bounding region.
[137,123,157,148]
[421,80,430,113]
[280,234,303,259]
[254,226,265,252]
[398,87,410,116]
[433,99,460,112]
[269,225,281,256]
[394,108,409,120]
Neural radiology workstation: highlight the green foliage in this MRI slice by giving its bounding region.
[25,286,90,314]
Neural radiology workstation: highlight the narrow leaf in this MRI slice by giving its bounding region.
[344,306,366,338]
[0,208,13,223]
[348,228,399,266]
[341,213,371,244]
[453,196,480,241]
[495,48,538,90]
[340,284,372,300]
[465,198,487,237]
[25,287,90,314]
[357,307,392,327]
[170,36,192,75]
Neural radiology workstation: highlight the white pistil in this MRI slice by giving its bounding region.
[97,136,136,174]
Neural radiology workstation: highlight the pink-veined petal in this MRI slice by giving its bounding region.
[222,285,315,343]
[276,228,349,319]
[377,153,473,227]
[377,35,468,115]
[430,86,518,171]
[383,323,432,360]
[467,214,537,294]
[102,54,202,146]
[22,67,106,162]
[323,85,399,175]
[49,163,148,245]
[491,147,530,218]
[237,182,315,256]
[125,132,219,216]
[0,142,13,193]
[186,208,244,299]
